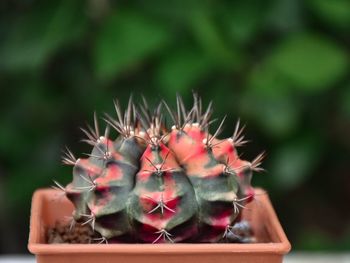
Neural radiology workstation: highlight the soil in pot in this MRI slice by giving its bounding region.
[47,222,95,244]
[46,219,256,244]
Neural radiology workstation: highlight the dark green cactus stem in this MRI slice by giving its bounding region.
[58,94,264,243]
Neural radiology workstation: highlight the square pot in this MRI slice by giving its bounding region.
[28,188,290,263]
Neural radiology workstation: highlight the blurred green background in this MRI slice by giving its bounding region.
[0,0,350,254]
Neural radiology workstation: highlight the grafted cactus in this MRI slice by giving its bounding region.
[57,94,264,243]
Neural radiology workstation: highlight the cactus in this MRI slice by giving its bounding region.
[57,94,264,243]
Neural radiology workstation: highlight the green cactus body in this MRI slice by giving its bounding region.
[65,135,144,240]
[212,137,264,201]
[129,142,198,243]
[60,95,264,243]
[167,124,241,242]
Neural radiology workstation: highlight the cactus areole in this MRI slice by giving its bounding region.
[58,94,265,244]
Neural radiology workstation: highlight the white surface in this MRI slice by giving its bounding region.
[285,253,350,263]
[1,253,350,262]
[0,257,35,263]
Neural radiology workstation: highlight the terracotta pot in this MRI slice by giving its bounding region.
[28,188,290,263]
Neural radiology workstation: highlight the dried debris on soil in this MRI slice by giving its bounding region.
[47,221,95,244]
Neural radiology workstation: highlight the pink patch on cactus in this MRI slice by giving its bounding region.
[139,223,159,242]
[183,125,206,143]
[181,143,208,164]
[167,130,196,164]
[138,178,180,230]
[136,170,153,182]
[95,163,123,185]
[99,138,115,153]
[210,209,233,228]
[111,151,124,161]
[244,187,255,203]
[76,158,103,179]
[212,139,239,162]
